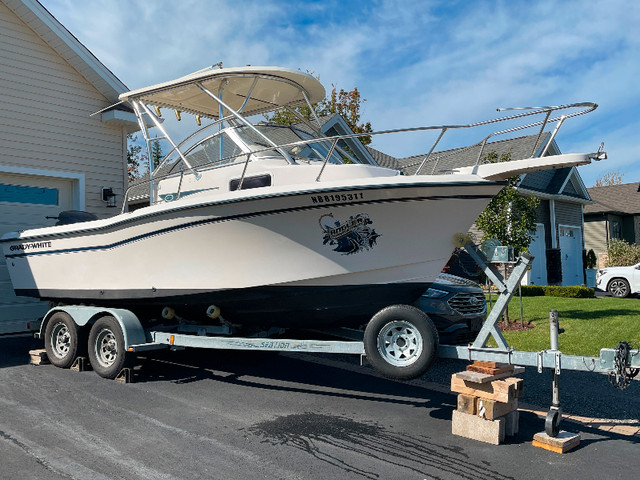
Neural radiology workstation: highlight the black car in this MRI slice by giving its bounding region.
[414,273,486,345]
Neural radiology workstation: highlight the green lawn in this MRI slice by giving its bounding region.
[486,295,640,356]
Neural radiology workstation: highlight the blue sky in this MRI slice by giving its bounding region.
[42,0,640,186]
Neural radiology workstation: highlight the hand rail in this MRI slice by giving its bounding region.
[121,102,597,211]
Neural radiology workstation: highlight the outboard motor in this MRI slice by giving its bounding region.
[47,210,98,226]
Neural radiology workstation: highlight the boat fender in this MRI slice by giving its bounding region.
[206,305,221,319]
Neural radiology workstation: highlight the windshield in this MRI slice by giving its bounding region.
[235,124,347,163]
[159,129,247,176]
[161,123,350,177]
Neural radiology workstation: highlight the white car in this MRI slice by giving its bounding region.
[596,263,640,298]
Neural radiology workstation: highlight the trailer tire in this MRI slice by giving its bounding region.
[364,305,438,381]
[88,316,134,379]
[44,311,85,369]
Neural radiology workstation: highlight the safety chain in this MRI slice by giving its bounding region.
[608,341,639,390]
[449,248,482,279]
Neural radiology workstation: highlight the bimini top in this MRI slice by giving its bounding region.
[118,65,325,119]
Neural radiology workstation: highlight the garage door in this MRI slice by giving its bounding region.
[559,225,582,286]
[0,173,73,334]
[527,224,548,285]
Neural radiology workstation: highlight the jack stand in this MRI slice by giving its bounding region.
[70,356,91,372]
[545,309,563,437]
[534,310,580,453]
[115,367,133,384]
[463,242,532,350]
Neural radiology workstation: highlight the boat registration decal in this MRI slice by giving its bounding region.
[310,192,364,204]
[320,213,380,255]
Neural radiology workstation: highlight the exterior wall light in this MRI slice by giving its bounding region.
[101,187,117,208]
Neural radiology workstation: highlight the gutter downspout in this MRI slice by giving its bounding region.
[550,199,557,248]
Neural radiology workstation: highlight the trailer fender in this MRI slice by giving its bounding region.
[40,307,147,350]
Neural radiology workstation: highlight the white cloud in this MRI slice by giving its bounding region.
[40,0,640,183]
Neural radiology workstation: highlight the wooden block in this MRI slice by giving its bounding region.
[29,349,49,365]
[451,375,516,403]
[503,410,519,436]
[477,397,518,420]
[457,394,477,415]
[469,361,502,368]
[467,362,514,375]
[452,410,505,445]
[503,377,524,398]
[533,431,581,453]
[455,367,525,384]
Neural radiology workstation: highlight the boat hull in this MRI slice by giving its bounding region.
[2,179,501,327]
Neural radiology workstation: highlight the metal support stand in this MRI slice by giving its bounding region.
[70,356,90,372]
[115,368,133,384]
[545,309,563,437]
[453,243,532,351]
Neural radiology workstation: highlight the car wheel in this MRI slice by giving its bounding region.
[364,305,439,380]
[608,278,630,298]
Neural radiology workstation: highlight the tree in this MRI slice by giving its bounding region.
[126,134,146,181]
[317,85,373,145]
[266,79,373,145]
[475,151,540,324]
[475,152,540,255]
[594,170,625,187]
[150,137,164,170]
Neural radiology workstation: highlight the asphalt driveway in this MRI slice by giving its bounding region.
[0,335,638,479]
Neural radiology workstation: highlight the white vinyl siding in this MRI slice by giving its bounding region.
[0,0,126,217]
[0,173,74,333]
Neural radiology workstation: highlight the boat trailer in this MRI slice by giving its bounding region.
[36,243,638,436]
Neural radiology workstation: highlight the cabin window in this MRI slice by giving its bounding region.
[0,183,59,205]
[229,174,272,191]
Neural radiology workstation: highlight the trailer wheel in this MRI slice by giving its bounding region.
[364,305,438,380]
[88,316,134,379]
[44,312,85,369]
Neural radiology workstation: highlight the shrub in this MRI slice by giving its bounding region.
[518,285,595,298]
[585,249,597,269]
[542,286,595,298]
[607,238,640,267]
[520,285,545,296]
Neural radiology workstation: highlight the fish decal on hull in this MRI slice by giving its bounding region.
[320,213,380,255]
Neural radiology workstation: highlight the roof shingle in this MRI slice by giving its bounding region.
[584,182,640,215]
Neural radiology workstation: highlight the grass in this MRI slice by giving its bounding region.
[485,295,640,356]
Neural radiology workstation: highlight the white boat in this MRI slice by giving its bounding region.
[1,66,602,329]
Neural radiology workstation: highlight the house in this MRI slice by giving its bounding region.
[584,182,640,267]
[0,0,137,333]
[370,133,592,286]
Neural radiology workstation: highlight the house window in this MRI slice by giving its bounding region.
[0,183,59,205]
[612,221,621,239]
